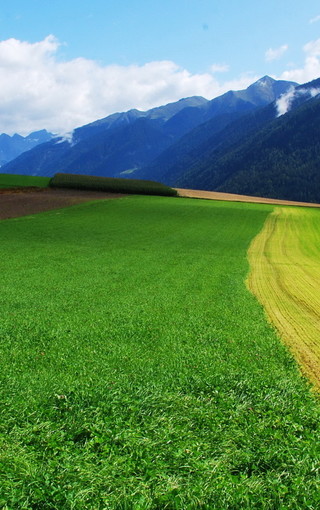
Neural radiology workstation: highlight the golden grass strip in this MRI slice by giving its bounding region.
[176,188,320,207]
[248,207,320,389]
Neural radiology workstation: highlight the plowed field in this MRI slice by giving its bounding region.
[248,207,320,389]
[0,187,125,220]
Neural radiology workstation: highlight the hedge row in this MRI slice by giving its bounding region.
[50,173,178,197]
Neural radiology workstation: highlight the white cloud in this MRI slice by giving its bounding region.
[265,45,288,62]
[0,36,257,136]
[211,63,230,73]
[309,14,320,23]
[258,39,320,110]
[278,38,320,83]
[276,86,320,116]
[275,87,297,116]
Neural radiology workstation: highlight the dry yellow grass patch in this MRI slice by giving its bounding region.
[248,206,320,389]
[176,188,320,207]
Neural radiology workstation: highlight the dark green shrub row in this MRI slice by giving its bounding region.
[50,173,178,196]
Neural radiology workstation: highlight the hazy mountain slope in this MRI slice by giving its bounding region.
[163,103,278,188]
[71,96,209,142]
[56,118,175,177]
[1,97,208,177]
[1,118,177,177]
[0,130,53,166]
[216,96,320,202]
[135,110,249,183]
[139,103,280,186]
[136,77,297,183]
[233,75,295,104]
[177,93,320,203]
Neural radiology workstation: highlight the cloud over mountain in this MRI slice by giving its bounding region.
[275,86,320,116]
[0,36,255,136]
[1,35,320,136]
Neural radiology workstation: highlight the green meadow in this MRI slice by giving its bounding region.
[0,174,51,189]
[0,196,319,509]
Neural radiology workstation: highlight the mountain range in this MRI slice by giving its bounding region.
[174,82,320,202]
[0,130,53,167]
[2,75,320,202]
[1,76,295,177]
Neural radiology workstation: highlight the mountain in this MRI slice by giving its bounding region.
[135,77,298,184]
[0,97,208,177]
[174,78,320,203]
[0,130,53,167]
[1,76,295,178]
[135,104,277,185]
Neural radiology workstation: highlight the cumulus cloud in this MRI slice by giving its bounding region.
[0,36,256,136]
[278,38,320,83]
[265,44,288,62]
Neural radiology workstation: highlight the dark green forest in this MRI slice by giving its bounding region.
[176,97,320,203]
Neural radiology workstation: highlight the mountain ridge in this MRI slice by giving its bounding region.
[174,81,320,203]
[0,129,53,167]
[1,75,296,178]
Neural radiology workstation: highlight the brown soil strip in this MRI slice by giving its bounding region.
[176,188,320,208]
[0,187,126,220]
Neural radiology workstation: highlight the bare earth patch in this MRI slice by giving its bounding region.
[0,187,126,220]
[176,188,320,208]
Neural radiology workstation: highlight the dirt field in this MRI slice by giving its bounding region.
[0,187,126,220]
[2,186,320,222]
[176,188,320,208]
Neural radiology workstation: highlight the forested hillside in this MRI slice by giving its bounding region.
[176,95,320,203]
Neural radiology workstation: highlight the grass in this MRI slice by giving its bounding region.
[0,173,51,189]
[0,196,319,509]
[248,206,320,389]
[50,172,178,196]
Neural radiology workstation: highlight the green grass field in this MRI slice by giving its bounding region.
[0,196,319,509]
[0,173,51,189]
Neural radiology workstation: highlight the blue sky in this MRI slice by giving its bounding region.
[1,0,320,134]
